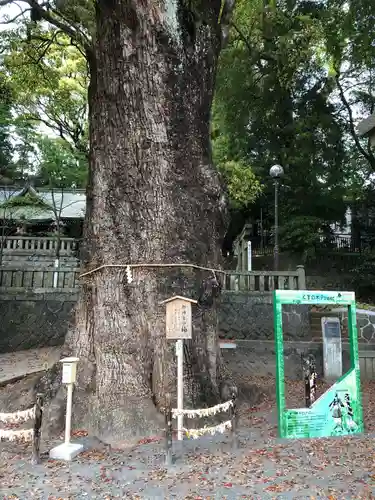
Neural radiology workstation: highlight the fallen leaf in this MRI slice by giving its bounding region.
[72,429,88,437]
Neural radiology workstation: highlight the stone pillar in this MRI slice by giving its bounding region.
[296,265,306,289]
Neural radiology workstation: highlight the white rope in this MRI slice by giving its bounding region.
[172,400,233,419]
[79,262,226,279]
[183,420,232,439]
[0,428,34,442]
[0,406,35,424]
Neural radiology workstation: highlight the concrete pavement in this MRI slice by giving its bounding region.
[0,346,61,385]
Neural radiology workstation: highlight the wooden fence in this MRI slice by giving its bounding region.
[223,266,306,292]
[0,266,80,289]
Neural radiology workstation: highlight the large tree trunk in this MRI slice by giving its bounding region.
[44,1,232,445]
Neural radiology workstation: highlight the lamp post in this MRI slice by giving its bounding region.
[269,164,284,271]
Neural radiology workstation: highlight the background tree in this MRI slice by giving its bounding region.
[34,135,87,188]
[213,0,349,254]
[0,73,16,183]
[322,0,375,257]
[1,25,88,157]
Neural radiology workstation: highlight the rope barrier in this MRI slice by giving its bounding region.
[0,428,34,442]
[0,394,44,464]
[172,400,233,419]
[165,394,237,462]
[79,262,227,279]
[0,406,36,424]
[183,420,232,439]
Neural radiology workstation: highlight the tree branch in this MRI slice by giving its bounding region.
[335,71,375,169]
[220,0,236,48]
[13,0,93,54]
[0,8,30,24]
[231,21,276,65]
[230,21,253,54]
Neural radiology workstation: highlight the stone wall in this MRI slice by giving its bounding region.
[2,288,375,359]
[0,289,77,353]
[306,275,353,292]
[219,291,310,340]
[223,340,375,380]
[332,307,375,343]
[1,254,78,268]
[0,288,311,354]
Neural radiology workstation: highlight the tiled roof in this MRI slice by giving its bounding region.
[0,186,86,221]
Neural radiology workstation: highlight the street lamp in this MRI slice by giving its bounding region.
[269,164,284,271]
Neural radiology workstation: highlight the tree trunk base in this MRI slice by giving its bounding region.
[36,358,237,446]
[37,358,165,445]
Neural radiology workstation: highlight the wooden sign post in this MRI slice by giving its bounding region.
[161,295,197,441]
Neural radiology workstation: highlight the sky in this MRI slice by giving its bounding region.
[0,2,28,31]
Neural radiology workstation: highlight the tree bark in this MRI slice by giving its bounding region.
[43,0,231,445]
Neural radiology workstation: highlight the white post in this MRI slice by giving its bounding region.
[247,241,252,271]
[49,357,83,461]
[53,258,59,288]
[65,383,73,444]
[176,339,184,441]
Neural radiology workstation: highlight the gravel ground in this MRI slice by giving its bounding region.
[0,376,374,499]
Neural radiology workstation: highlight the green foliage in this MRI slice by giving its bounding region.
[322,0,375,174]
[0,73,15,181]
[35,136,88,188]
[350,254,375,302]
[279,216,325,258]
[212,128,262,207]
[51,0,95,35]
[0,191,50,209]
[2,26,88,156]
[1,0,375,261]
[0,22,88,188]
[214,0,351,250]
[217,160,262,208]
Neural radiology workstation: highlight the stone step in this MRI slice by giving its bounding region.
[310,312,341,330]
[310,312,340,319]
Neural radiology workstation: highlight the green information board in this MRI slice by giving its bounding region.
[274,290,364,438]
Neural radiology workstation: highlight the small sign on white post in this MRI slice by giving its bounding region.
[161,296,197,441]
[53,258,59,288]
[50,357,84,461]
[162,295,196,340]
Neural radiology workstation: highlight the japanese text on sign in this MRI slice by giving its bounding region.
[165,299,192,339]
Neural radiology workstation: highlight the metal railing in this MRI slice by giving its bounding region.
[249,234,366,256]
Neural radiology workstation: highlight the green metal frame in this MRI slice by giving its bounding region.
[274,290,364,439]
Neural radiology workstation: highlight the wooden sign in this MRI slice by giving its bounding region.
[161,295,197,340]
[60,357,79,384]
